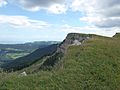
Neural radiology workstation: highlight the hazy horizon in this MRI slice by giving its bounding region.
[0,40,61,44]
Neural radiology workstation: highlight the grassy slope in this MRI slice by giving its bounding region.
[0,34,120,90]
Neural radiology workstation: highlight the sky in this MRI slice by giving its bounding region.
[0,0,120,43]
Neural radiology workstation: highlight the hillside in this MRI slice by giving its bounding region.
[0,41,59,66]
[0,33,120,89]
[1,44,58,71]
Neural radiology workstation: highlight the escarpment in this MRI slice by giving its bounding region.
[57,33,92,53]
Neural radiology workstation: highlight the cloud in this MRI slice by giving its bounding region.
[5,0,120,28]
[61,24,119,37]
[0,15,49,29]
[80,17,120,28]
[71,0,120,28]
[10,0,67,14]
[0,0,7,7]
[48,4,67,14]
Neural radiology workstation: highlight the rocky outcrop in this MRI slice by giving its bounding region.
[113,33,120,38]
[57,33,91,53]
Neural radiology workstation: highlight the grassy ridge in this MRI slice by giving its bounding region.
[0,34,120,89]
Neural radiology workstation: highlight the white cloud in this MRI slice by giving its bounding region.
[9,0,68,14]
[0,0,7,7]
[48,4,67,14]
[61,24,118,37]
[71,0,120,28]
[5,0,120,29]
[0,15,50,29]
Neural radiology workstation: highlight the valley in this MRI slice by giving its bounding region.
[0,41,59,65]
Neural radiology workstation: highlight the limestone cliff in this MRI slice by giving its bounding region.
[57,33,92,53]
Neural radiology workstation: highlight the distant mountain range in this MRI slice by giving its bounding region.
[0,41,60,44]
[0,41,60,51]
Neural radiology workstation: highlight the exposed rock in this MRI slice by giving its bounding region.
[72,40,82,45]
[113,33,120,38]
[19,71,27,76]
[86,37,90,39]
[57,33,91,53]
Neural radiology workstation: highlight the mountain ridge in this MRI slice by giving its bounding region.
[1,33,120,72]
[0,33,120,89]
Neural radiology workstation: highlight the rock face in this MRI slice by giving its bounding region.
[72,40,81,45]
[19,71,27,76]
[58,33,91,53]
[113,33,120,38]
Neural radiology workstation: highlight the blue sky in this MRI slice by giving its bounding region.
[0,0,120,43]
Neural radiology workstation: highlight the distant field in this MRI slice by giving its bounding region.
[0,48,30,61]
[5,53,29,60]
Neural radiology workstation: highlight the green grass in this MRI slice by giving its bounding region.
[0,53,29,60]
[0,34,120,90]
[6,53,29,59]
[0,48,30,60]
